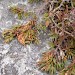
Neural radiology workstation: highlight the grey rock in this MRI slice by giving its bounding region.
[0,0,49,75]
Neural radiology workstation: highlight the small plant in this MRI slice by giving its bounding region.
[2,0,75,75]
[9,6,36,19]
[38,50,66,75]
[9,6,24,19]
[37,0,75,75]
[59,59,75,75]
[2,20,39,45]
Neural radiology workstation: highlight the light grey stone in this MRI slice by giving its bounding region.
[0,0,50,75]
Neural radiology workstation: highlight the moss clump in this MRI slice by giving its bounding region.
[2,20,39,45]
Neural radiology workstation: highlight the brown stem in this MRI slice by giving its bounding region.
[53,1,64,13]
[51,17,75,39]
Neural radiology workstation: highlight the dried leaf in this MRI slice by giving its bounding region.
[2,20,38,45]
[45,20,50,27]
[17,33,25,45]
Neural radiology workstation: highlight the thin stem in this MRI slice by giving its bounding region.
[53,1,64,12]
[51,17,75,39]
[71,0,74,8]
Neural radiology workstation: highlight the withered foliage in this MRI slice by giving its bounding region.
[59,59,75,75]
[2,20,38,45]
[37,50,66,75]
[9,6,36,19]
[2,0,75,75]
[9,6,24,19]
[37,0,75,75]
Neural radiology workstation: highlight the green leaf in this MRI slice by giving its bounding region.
[18,13,23,19]
[37,24,47,31]
[48,42,55,49]
[49,33,58,39]
[43,13,49,17]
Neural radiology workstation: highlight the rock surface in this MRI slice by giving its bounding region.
[0,0,49,75]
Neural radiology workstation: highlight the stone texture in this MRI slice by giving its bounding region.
[0,0,49,75]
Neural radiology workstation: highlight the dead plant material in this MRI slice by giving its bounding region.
[2,20,38,45]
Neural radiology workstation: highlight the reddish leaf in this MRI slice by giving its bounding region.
[17,33,25,45]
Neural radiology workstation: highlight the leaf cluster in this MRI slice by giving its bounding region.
[2,0,75,75]
[9,6,36,19]
[37,0,75,75]
[2,20,39,45]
